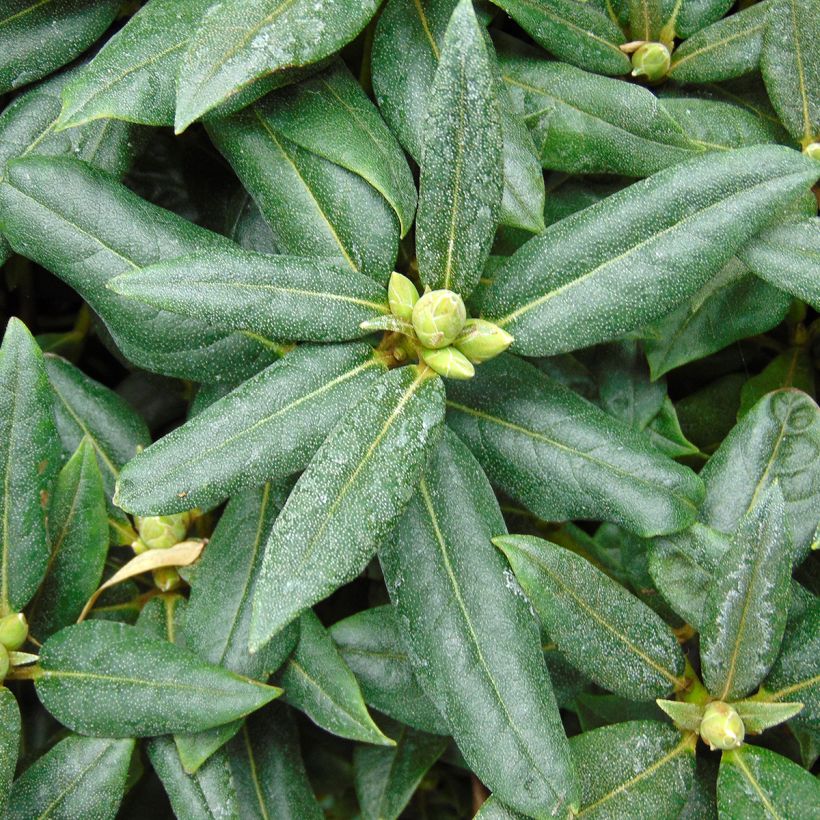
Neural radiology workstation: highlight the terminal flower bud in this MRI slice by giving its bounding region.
[412,289,466,349]
[388,272,420,319]
[420,345,475,380]
[136,512,191,550]
[631,42,671,81]
[805,142,820,160]
[0,613,28,651]
[153,567,182,592]
[455,319,514,363]
[700,701,745,751]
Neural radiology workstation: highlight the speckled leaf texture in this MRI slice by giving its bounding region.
[480,146,820,356]
[446,355,704,537]
[718,744,820,818]
[250,365,445,649]
[700,484,793,702]
[415,0,502,297]
[6,734,134,820]
[0,687,20,815]
[35,620,281,737]
[111,247,390,343]
[570,721,697,819]
[761,0,820,144]
[699,389,820,563]
[175,0,381,130]
[0,318,60,615]
[380,429,578,819]
[0,156,284,382]
[115,343,386,515]
[495,534,685,701]
[0,0,119,94]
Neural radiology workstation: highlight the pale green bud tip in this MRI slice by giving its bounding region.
[0,613,28,651]
[153,567,182,592]
[631,42,671,81]
[137,512,190,550]
[700,701,744,751]
[0,644,8,681]
[421,346,475,380]
[455,319,514,363]
[805,142,820,161]
[412,289,466,349]
[388,272,420,320]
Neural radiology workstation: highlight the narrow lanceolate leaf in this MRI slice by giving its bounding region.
[571,722,696,819]
[175,0,381,130]
[495,535,685,700]
[110,248,390,343]
[447,355,704,538]
[0,688,20,815]
[718,745,820,818]
[6,735,134,820]
[0,157,283,381]
[416,0,502,297]
[116,344,385,515]
[330,606,448,735]
[35,621,281,737]
[699,389,820,562]
[492,0,630,76]
[500,54,698,177]
[147,738,239,820]
[56,0,214,128]
[228,703,322,820]
[761,0,820,144]
[0,0,119,93]
[668,2,770,84]
[280,611,393,746]
[760,597,820,729]
[207,106,398,285]
[251,365,445,648]
[739,217,820,310]
[732,700,804,734]
[481,146,820,356]
[0,318,60,615]
[44,354,150,498]
[354,717,448,820]
[700,485,793,702]
[27,440,107,641]
[259,60,417,237]
[380,430,578,818]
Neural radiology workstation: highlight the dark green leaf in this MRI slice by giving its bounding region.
[0,0,119,94]
[495,534,685,700]
[280,610,393,745]
[0,156,284,381]
[718,744,820,817]
[110,247,390,343]
[761,0,820,144]
[446,355,704,537]
[0,687,20,815]
[115,343,386,515]
[380,429,578,818]
[228,702,323,819]
[7,734,134,820]
[0,318,60,615]
[354,717,448,820]
[739,348,815,418]
[699,388,820,563]
[35,620,281,736]
[416,0,502,296]
[27,439,107,640]
[676,0,733,38]
[175,0,381,130]
[475,796,525,818]
[576,693,668,731]
[250,365,445,647]
[570,721,696,819]
[481,146,819,356]
[330,605,448,735]
[700,484,793,702]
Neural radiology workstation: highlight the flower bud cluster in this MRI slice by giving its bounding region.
[0,612,28,680]
[699,701,745,750]
[133,511,196,592]
[630,42,671,81]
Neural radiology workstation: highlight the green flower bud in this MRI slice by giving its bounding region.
[454,319,514,363]
[0,613,28,651]
[0,644,8,682]
[805,142,820,161]
[631,42,671,81]
[420,346,475,380]
[412,289,466,349]
[388,272,420,320]
[137,512,190,550]
[153,567,182,592]
[700,701,745,751]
